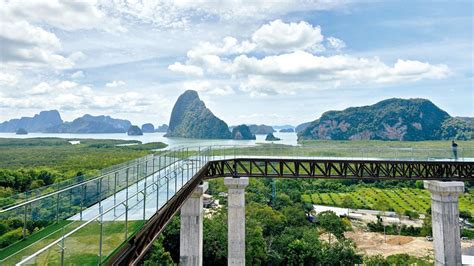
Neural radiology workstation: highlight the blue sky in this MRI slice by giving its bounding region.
[0,0,472,126]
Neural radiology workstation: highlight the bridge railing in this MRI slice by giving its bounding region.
[0,147,200,265]
[0,154,158,210]
[12,146,212,266]
[209,144,473,161]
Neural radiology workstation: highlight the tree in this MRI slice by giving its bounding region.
[142,236,175,266]
[317,211,346,244]
[203,209,227,265]
[246,219,267,265]
[364,255,389,266]
[420,214,432,237]
[341,196,355,209]
[285,229,321,265]
[247,202,286,237]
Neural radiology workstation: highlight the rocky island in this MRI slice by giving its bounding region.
[127,125,143,136]
[232,125,256,140]
[265,133,281,141]
[165,90,231,139]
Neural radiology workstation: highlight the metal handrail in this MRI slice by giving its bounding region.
[0,148,187,213]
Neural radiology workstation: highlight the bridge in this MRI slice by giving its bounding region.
[0,145,472,266]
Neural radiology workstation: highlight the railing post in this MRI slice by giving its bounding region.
[124,202,128,241]
[114,172,118,217]
[56,192,60,223]
[98,206,104,264]
[80,184,85,221]
[59,227,65,266]
[22,204,28,239]
[98,177,102,210]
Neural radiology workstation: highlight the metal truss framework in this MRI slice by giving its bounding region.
[108,158,473,265]
[205,158,474,181]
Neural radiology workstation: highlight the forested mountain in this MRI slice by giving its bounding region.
[165,90,231,139]
[0,110,63,132]
[298,98,473,141]
[46,114,132,133]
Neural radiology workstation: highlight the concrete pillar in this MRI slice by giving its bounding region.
[424,181,464,266]
[179,182,208,266]
[224,177,249,266]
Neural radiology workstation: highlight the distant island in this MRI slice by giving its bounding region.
[1,96,472,141]
[265,133,281,141]
[232,125,256,140]
[155,124,169,132]
[127,125,143,136]
[46,114,132,133]
[248,124,275,135]
[279,128,295,133]
[0,110,63,132]
[141,123,155,133]
[165,90,231,139]
[15,128,28,135]
[298,98,474,141]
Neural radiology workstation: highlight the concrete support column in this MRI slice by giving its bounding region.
[224,177,249,266]
[424,181,464,266]
[179,182,208,266]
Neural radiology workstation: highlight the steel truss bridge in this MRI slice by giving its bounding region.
[0,145,472,266]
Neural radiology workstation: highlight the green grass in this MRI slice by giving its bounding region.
[303,187,474,214]
[0,220,72,260]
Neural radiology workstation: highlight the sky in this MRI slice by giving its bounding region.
[0,0,473,127]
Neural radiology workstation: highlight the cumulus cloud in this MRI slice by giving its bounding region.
[327,37,346,50]
[168,63,204,77]
[0,19,75,69]
[105,80,126,88]
[169,20,451,96]
[252,20,324,52]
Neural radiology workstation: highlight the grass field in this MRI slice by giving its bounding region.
[302,187,474,214]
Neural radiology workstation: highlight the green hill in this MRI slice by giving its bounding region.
[298,98,473,141]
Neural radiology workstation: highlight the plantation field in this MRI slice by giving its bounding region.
[302,187,474,214]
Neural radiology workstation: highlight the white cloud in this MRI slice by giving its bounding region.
[252,20,324,52]
[2,0,123,32]
[169,20,451,96]
[188,37,256,57]
[105,80,126,88]
[168,63,204,77]
[101,0,349,28]
[0,72,19,86]
[71,71,85,79]
[0,19,74,69]
[4,80,166,114]
[327,37,346,50]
